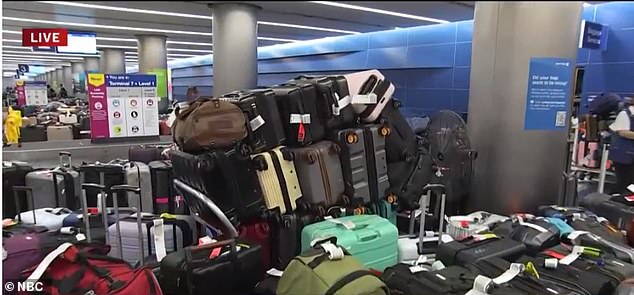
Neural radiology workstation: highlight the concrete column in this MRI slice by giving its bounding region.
[84,56,100,72]
[54,68,64,90]
[100,48,126,74]
[62,66,73,93]
[71,61,86,94]
[210,3,259,96]
[466,2,583,214]
[137,34,168,99]
[45,71,52,85]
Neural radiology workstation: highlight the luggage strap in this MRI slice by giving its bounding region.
[465,263,525,295]
[518,220,548,233]
[324,270,386,295]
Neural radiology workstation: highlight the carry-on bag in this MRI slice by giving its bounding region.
[171,149,264,223]
[222,89,286,153]
[569,230,634,264]
[25,152,79,209]
[269,212,318,270]
[343,69,395,123]
[123,161,153,212]
[379,99,419,163]
[272,83,326,146]
[129,145,163,164]
[385,147,434,210]
[251,146,303,215]
[335,125,390,205]
[46,124,74,141]
[276,243,389,295]
[19,125,47,142]
[172,97,247,153]
[518,257,617,294]
[382,263,475,295]
[581,192,634,229]
[149,160,187,215]
[80,162,128,207]
[491,217,561,254]
[290,141,346,215]
[238,219,272,271]
[568,214,627,245]
[16,207,72,231]
[290,75,357,131]
[301,214,398,271]
[436,234,526,266]
[3,161,33,218]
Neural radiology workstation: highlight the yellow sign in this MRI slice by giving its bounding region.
[88,73,105,87]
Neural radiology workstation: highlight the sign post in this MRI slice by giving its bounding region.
[524,57,574,131]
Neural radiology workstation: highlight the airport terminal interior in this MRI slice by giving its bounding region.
[2,1,634,294]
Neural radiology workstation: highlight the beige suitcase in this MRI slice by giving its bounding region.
[251,146,303,215]
[46,125,74,141]
[22,117,38,126]
[58,112,78,124]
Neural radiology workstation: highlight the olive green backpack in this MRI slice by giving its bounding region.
[277,243,389,295]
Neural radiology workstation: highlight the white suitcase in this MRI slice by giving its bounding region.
[16,207,72,231]
[58,112,78,124]
[343,69,395,123]
[251,146,303,215]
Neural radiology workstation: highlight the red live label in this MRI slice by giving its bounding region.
[22,28,68,46]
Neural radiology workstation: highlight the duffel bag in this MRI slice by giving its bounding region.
[21,242,162,295]
[277,242,388,295]
[172,97,247,153]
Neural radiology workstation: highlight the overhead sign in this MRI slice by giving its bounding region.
[18,64,29,73]
[579,20,608,50]
[22,28,68,47]
[56,32,97,54]
[524,57,574,131]
[32,46,57,52]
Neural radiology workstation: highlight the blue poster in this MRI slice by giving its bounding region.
[524,57,573,131]
[105,74,156,87]
[579,20,608,50]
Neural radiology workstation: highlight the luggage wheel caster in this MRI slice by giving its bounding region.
[254,155,268,171]
[379,117,388,125]
[306,153,317,164]
[317,206,326,217]
[281,148,294,161]
[387,194,398,204]
[346,133,359,144]
[353,208,364,215]
[379,126,390,137]
[236,142,252,159]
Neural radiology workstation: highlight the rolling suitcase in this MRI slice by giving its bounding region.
[149,160,187,215]
[16,207,72,231]
[436,234,526,266]
[380,99,420,163]
[46,124,73,141]
[80,163,128,207]
[290,141,346,215]
[343,69,395,123]
[300,214,398,271]
[382,263,475,295]
[171,149,264,223]
[335,125,390,206]
[222,89,286,153]
[251,146,303,215]
[123,161,153,212]
[272,83,325,146]
[24,152,80,209]
[581,192,634,229]
[290,75,357,131]
[269,212,318,270]
[129,145,163,164]
[19,125,47,142]
[238,219,272,272]
[3,161,33,218]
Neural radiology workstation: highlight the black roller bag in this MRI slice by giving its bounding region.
[271,83,325,146]
[268,212,318,270]
[222,89,286,153]
[149,160,188,215]
[20,125,47,142]
[3,161,33,218]
[291,75,357,131]
[436,234,526,266]
[170,149,264,224]
[79,163,128,207]
[491,219,561,254]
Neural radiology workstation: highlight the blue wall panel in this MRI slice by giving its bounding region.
[368,30,408,48]
[407,23,455,46]
[453,67,471,90]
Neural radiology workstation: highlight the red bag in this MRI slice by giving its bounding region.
[238,220,271,271]
[21,243,163,295]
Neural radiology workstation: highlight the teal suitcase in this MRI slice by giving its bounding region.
[373,200,397,225]
[301,214,398,271]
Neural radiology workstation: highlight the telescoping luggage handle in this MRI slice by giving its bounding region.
[13,186,37,224]
[409,183,446,254]
[110,185,147,265]
[79,183,109,244]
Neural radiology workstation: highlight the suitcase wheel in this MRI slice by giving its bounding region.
[316,206,326,217]
[353,207,367,215]
[281,148,294,161]
[253,155,269,171]
[305,152,317,164]
[330,143,342,154]
[393,100,402,108]
[387,193,398,204]
[346,133,359,144]
[378,117,388,125]
[236,142,252,160]
[378,126,391,137]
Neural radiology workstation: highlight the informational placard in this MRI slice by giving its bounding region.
[15,80,26,106]
[24,81,48,106]
[524,58,574,131]
[579,20,608,50]
[87,73,159,141]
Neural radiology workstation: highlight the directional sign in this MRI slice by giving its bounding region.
[18,64,29,73]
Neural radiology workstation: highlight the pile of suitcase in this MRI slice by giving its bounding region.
[15,99,92,142]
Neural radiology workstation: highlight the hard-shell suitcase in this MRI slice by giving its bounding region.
[251,146,303,215]
[19,125,47,142]
[46,124,73,141]
[436,235,526,266]
[272,83,326,146]
[222,89,286,153]
[290,141,346,214]
[123,161,153,212]
[129,145,163,164]
[380,99,419,163]
[25,153,79,210]
[149,160,187,215]
[343,69,395,123]
[290,75,357,131]
[3,161,33,218]
[581,192,634,229]
[269,212,318,270]
[335,125,390,206]
[80,163,128,207]
[300,214,398,271]
[171,149,264,223]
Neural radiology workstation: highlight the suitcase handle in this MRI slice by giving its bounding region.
[110,184,146,265]
[110,185,142,194]
[79,183,109,244]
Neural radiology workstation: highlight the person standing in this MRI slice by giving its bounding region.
[609,98,634,193]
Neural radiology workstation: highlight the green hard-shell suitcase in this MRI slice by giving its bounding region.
[300,214,398,271]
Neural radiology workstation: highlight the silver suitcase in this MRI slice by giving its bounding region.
[24,152,80,209]
[123,161,153,212]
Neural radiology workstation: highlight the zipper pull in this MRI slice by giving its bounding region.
[297,122,305,143]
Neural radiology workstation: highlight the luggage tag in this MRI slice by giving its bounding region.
[351,93,377,105]
[153,219,167,262]
[408,255,429,273]
[266,268,284,277]
[472,233,498,242]
[559,246,587,265]
[324,216,355,230]
[250,115,266,131]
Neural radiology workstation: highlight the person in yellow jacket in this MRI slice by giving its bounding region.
[4,107,22,145]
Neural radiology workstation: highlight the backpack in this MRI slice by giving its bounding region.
[277,243,388,295]
[21,243,163,295]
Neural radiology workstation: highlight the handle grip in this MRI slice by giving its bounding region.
[423,183,445,193]
[81,183,106,191]
[59,152,71,157]
[12,186,33,193]
[110,185,141,194]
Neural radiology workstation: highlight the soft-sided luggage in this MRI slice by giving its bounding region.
[172,97,247,153]
[436,234,526,266]
[385,147,434,210]
[380,99,419,163]
[335,125,390,206]
[129,145,163,164]
[269,212,318,270]
[445,211,509,241]
[252,146,303,215]
[276,243,388,295]
[569,230,634,264]
[343,69,395,123]
[3,161,33,218]
[19,125,47,142]
[581,192,634,229]
[382,263,475,295]
[171,149,264,223]
[272,83,326,146]
[290,141,346,215]
[537,205,589,220]
[291,75,357,131]
[491,218,561,254]
[238,219,272,272]
[21,242,163,295]
[222,89,286,153]
[16,207,72,231]
[46,124,73,141]
[568,214,627,245]
[301,214,398,271]
[149,160,187,215]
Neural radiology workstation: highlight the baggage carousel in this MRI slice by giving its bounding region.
[3,136,173,168]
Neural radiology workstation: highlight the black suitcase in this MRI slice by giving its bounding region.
[128,145,163,164]
[382,263,473,295]
[581,192,634,229]
[385,148,434,210]
[436,235,526,266]
[79,163,128,207]
[269,212,318,269]
[491,219,561,254]
[20,125,47,142]
[159,240,264,295]
[379,99,419,163]
[271,83,325,146]
[171,149,264,223]
[222,89,285,153]
[149,160,187,215]
[3,161,33,218]
[291,75,357,131]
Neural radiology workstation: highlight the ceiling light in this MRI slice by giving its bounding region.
[257,21,359,34]
[96,36,137,42]
[167,48,212,53]
[309,1,449,24]
[4,54,83,60]
[167,40,213,46]
[3,16,212,36]
[258,37,299,42]
[2,30,21,34]
[3,50,99,57]
[97,44,137,50]
[2,39,21,43]
[583,2,592,7]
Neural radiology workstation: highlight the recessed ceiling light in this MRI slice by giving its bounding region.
[4,54,83,60]
[583,2,592,7]
[308,1,449,24]
[2,38,21,43]
[3,50,99,57]
[258,37,299,42]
